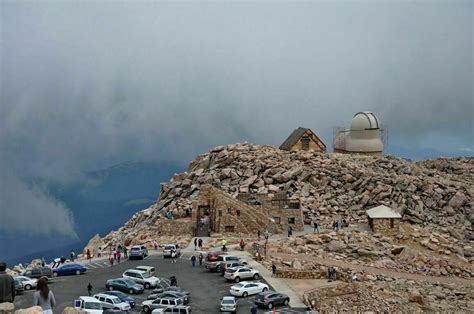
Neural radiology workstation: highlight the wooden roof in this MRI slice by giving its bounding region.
[279,127,326,151]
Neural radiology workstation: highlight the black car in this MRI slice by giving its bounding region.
[255,291,290,309]
[21,267,52,280]
[105,278,144,294]
[102,290,136,308]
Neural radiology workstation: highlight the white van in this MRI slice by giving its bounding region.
[74,296,103,313]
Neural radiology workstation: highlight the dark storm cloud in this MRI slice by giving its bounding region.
[0,1,472,235]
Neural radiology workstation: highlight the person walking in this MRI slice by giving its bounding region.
[87,283,93,296]
[191,255,196,268]
[313,221,319,233]
[123,246,128,258]
[250,306,257,314]
[97,247,102,258]
[109,255,114,267]
[271,263,277,277]
[153,240,158,251]
[70,250,75,262]
[86,249,91,261]
[34,277,55,314]
[0,261,15,312]
[116,250,121,264]
[113,250,117,260]
[198,238,203,250]
[198,253,203,266]
[194,238,197,251]
[239,239,245,251]
[171,249,177,264]
[287,226,292,237]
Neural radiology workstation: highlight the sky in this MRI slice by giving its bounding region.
[0,0,473,239]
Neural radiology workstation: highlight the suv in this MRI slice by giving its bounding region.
[123,269,160,288]
[224,266,260,282]
[135,265,156,276]
[21,267,52,280]
[254,291,290,309]
[163,244,181,258]
[217,261,248,275]
[129,245,148,260]
[141,298,183,313]
[93,293,131,311]
[162,305,192,313]
[74,296,103,313]
[204,255,240,272]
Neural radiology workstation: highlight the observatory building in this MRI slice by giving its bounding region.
[333,112,384,155]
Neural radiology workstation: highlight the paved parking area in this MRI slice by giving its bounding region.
[13,253,307,313]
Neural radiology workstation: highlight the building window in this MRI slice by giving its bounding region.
[225,225,235,232]
[390,219,394,228]
[301,136,310,150]
[274,217,281,224]
[236,209,241,217]
[288,217,295,224]
[218,210,222,217]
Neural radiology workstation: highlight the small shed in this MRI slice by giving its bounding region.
[366,205,401,234]
[279,127,326,152]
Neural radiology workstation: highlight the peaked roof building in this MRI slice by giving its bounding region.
[279,127,326,153]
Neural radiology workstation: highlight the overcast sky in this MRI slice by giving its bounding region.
[1,0,472,237]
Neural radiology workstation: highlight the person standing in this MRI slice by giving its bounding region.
[109,255,114,267]
[271,263,277,277]
[239,239,245,251]
[70,251,75,262]
[194,238,197,251]
[313,221,319,233]
[191,255,196,267]
[123,246,128,258]
[171,249,177,264]
[198,238,203,250]
[97,247,102,258]
[87,283,93,296]
[250,306,257,314]
[198,253,203,266]
[116,250,121,264]
[153,240,158,251]
[34,277,56,314]
[0,261,15,311]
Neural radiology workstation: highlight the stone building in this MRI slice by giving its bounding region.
[279,127,326,153]
[366,205,401,234]
[333,112,384,155]
[192,185,303,236]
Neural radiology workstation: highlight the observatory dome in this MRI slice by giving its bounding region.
[350,112,380,131]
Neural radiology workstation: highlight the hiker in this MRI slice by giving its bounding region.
[221,239,227,251]
[342,218,347,228]
[239,239,245,251]
[313,221,319,233]
[271,263,276,277]
[34,277,55,314]
[70,251,75,262]
[332,267,337,281]
[287,226,293,237]
[87,283,92,296]
[227,207,231,214]
[198,253,203,266]
[257,230,260,240]
[171,249,177,263]
[123,246,128,258]
[153,240,158,251]
[198,238,203,249]
[0,261,15,310]
[191,255,196,267]
[310,299,317,311]
[194,238,197,250]
[109,255,114,267]
[327,266,333,282]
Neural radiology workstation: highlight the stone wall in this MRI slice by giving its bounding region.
[269,208,304,232]
[153,218,192,236]
[372,218,400,234]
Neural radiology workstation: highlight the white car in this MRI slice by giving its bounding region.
[93,293,131,311]
[74,296,104,314]
[230,281,269,297]
[220,295,237,312]
[224,266,260,282]
[14,276,37,290]
[122,269,160,288]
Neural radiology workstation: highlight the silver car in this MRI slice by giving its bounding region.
[163,244,181,258]
[224,267,260,283]
[220,296,237,313]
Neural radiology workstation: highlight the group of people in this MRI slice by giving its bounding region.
[193,238,204,250]
[332,218,348,232]
[189,253,204,268]
[109,245,127,267]
[0,261,56,314]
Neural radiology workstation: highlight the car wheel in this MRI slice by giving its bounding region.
[242,291,248,297]
[145,283,151,289]
[52,272,58,277]
[75,270,81,275]
[25,284,32,290]
[268,302,273,309]
[284,298,289,306]
[262,287,268,292]
[253,273,260,280]
[234,277,240,283]
[129,289,134,294]
[143,305,151,313]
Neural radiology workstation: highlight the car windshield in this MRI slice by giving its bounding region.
[233,283,244,288]
[131,248,139,251]
[123,279,136,285]
[85,302,102,310]
[113,292,126,298]
[164,246,174,250]
[222,299,235,304]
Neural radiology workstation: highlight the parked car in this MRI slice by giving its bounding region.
[122,269,160,288]
[20,267,52,280]
[93,293,131,311]
[151,286,190,298]
[142,298,183,313]
[224,267,260,282]
[102,290,136,308]
[204,254,240,272]
[135,265,156,276]
[230,282,268,297]
[152,305,192,313]
[217,261,248,275]
[220,296,237,313]
[14,278,24,294]
[163,244,181,258]
[53,263,87,276]
[129,245,148,260]
[14,276,37,290]
[147,291,190,304]
[74,296,104,313]
[254,291,290,309]
[105,278,144,294]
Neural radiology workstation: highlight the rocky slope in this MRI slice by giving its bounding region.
[103,143,473,248]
